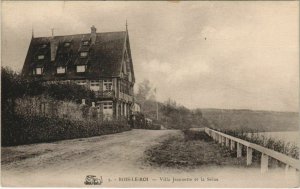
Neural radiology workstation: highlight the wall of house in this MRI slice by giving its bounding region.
[15,96,103,121]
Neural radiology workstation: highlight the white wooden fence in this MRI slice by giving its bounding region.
[204,127,300,173]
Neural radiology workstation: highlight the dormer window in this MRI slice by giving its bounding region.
[33,67,43,75]
[76,65,86,73]
[64,42,71,47]
[80,52,88,58]
[82,41,89,46]
[38,55,45,60]
[57,66,66,74]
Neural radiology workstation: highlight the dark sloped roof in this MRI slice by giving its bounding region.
[22,31,135,82]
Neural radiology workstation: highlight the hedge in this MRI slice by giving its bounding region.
[2,114,131,146]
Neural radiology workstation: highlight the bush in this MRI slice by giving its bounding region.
[2,114,130,146]
[2,67,95,106]
[182,130,212,142]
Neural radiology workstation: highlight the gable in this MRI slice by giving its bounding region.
[119,32,135,83]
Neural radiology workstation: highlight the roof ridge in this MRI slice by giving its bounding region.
[34,30,126,39]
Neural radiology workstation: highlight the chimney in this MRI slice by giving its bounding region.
[92,102,95,107]
[50,30,58,61]
[91,25,97,44]
[82,99,86,105]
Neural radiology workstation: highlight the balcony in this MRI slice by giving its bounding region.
[95,90,115,99]
[119,92,133,102]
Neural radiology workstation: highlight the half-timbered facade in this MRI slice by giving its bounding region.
[22,25,135,120]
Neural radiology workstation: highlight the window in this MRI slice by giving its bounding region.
[76,65,86,73]
[103,102,113,109]
[57,66,66,74]
[90,80,99,87]
[90,80,100,91]
[82,41,89,46]
[80,52,88,58]
[38,55,45,60]
[41,44,47,48]
[35,67,43,75]
[103,80,113,91]
[64,42,71,47]
[76,80,87,86]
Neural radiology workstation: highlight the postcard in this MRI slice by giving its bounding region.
[1,1,299,187]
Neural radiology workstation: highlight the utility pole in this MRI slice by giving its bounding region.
[51,28,54,37]
[155,88,158,120]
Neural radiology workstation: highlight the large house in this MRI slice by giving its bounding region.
[21,25,135,120]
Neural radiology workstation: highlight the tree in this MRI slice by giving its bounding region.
[1,67,25,115]
[135,79,154,102]
[1,66,96,116]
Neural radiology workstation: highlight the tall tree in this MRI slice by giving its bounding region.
[135,79,154,102]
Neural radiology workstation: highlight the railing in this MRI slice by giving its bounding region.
[95,90,115,98]
[204,127,300,174]
[119,92,133,102]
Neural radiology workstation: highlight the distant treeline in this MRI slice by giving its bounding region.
[135,80,209,129]
[201,108,298,132]
[135,79,298,132]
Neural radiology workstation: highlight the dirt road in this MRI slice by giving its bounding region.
[1,129,298,187]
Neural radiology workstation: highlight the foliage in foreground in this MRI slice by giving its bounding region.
[2,114,130,146]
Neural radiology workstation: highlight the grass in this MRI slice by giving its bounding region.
[144,130,246,169]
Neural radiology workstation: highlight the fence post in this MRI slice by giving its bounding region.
[225,138,229,147]
[221,136,225,146]
[285,165,297,177]
[237,143,242,158]
[220,135,223,146]
[246,147,253,166]
[230,140,235,151]
[218,135,222,144]
[261,153,269,173]
[285,164,289,177]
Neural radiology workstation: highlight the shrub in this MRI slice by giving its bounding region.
[2,67,95,107]
[182,130,212,142]
[2,114,130,146]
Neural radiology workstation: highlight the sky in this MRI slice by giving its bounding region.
[1,1,299,112]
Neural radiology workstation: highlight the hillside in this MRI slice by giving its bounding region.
[201,109,299,132]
